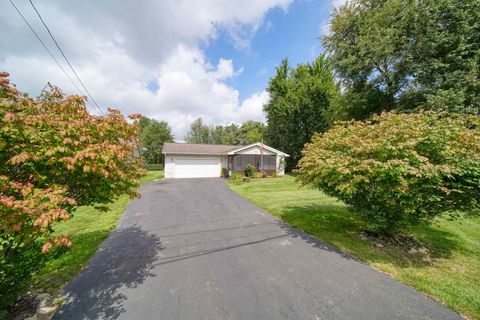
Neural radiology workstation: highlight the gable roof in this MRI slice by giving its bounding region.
[162,142,239,155]
[162,142,289,156]
[227,142,289,156]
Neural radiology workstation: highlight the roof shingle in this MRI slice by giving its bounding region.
[162,142,240,155]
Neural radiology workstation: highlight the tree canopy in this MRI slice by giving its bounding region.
[184,118,266,145]
[264,54,338,170]
[139,117,173,164]
[324,0,480,121]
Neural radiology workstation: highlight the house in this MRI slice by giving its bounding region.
[162,142,288,179]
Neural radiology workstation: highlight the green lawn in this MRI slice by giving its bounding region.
[30,170,163,295]
[139,170,164,184]
[228,175,480,320]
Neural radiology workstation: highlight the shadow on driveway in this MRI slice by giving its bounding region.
[53,226,163,320]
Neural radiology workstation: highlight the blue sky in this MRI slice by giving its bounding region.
[206,0,333,101]
[0,0,339,139]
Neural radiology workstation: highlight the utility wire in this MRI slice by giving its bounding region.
[28,0,105,115]
[8,0,90,103]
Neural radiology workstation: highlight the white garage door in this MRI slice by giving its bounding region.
[175,158,221,178]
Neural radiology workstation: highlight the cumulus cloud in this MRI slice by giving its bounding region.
[0,0,289,139]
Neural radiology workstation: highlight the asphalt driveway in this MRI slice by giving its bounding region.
[53,178,462,320]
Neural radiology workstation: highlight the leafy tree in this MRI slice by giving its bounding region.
[264,55,338,170]
[324,0,480,121]
[237,121,266,145]
[185,119,265,145]
[184,118,210,144]
[0,73,145,304]
[209,125,227,145]
[221,123,241,145]
[139,117,173,164]
[296,111,480,234]
[408,0,480,114]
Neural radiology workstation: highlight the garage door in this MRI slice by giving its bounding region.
[175,158,221,178]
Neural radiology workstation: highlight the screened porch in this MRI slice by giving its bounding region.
[228,154,276,175]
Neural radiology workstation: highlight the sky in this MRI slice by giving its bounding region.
[0,0,343,140]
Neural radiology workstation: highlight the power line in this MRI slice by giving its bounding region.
[8,0,90,103]
[28,0,105,115]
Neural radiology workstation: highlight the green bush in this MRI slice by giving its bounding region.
[0,73,145,308]
[244,164,256,178]
[0,241,46,307]
[297,111,480,234]
[253,172,263,179]
[145,163,163,171]
[221,168,229,178]
[231,172,243,181]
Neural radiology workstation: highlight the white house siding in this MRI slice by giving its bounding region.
[276,155,285,176]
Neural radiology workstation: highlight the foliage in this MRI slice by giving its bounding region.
[139,117,173,165]
[236,120,266,145]
[296,111,480,234]
[228,176,480,319]
[221,168,229,178]
[230,172,244,181]
[185,118,265,145]
[324,0,480,121]
[244,164,256,178]
[144,163,163,171]
[184,118,210,144]
[0,72,145,304]
[1,241,47,307]
[264,54,338,170]
[253,172,263,179]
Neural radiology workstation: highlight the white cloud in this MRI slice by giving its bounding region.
[332,0,347,9]
[319,20,332,36]
[0,0,290,139]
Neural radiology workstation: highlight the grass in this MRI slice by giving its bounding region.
[139,170,164,183]
[228,175,480,319]
[30,170,163,295]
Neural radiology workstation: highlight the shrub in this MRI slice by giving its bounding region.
[230,172,243,181]
[0,72,145,306]
[244,164,256,178]
[253,172,263,179]
[296,111,480,234]
[145,163,163,171]
[221,168,229,178]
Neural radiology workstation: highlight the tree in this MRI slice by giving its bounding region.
[0,72,145,304]
[209,125,227,145]
[139,117,173,164]
[264,55,338,170]
[237,121,266,145]
[184,119,265,145]
[184,118,210,144]
[324,0,480,121]
[296,111,480,234]
[408,0,480,114]
[221,123,240,145]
